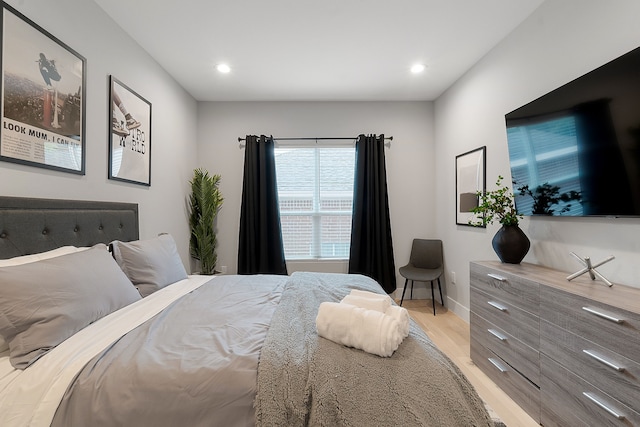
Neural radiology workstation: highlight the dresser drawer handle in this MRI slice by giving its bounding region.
[583,392,625,420]
[487,301,508,312]
[487,273,506,281]
[488,329,508,341]
[488,357,508,373]
[583,349,625,372]
[582,307,623,324]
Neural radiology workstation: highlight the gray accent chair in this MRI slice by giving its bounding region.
[399,239,444,315]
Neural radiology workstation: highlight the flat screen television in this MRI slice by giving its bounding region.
[504,46,640,217]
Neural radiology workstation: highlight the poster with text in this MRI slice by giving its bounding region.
[108,76,151,186]
[0,4,85,174]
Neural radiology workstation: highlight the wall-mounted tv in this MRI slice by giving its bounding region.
[505,46,640,217]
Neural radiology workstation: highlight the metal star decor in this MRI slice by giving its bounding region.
[566,252,615,287]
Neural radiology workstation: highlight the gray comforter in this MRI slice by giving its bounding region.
[255,272,494,427]
[52,272,493,427]
[51,274,287,427]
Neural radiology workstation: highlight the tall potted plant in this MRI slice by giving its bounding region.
[469,175,530,264]
[188,168,223,275]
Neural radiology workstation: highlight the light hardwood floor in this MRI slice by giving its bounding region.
[400,299,540,427]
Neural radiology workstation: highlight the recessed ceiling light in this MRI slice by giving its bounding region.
[411,64,425,74]
[216,63,231,73]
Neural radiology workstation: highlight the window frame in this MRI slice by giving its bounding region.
[275,142,355,261]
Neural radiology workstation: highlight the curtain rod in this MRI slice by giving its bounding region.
[237,136,393,142]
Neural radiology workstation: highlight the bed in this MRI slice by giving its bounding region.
[0,196,499,427]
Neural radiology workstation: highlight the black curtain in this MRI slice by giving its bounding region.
[237,135,287,275]
[348,134,396,293]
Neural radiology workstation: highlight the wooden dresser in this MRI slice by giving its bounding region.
[470,261,640,426]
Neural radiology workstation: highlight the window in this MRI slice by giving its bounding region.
[274,145,355,260]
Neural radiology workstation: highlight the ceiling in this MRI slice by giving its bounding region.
[93,0,544,102]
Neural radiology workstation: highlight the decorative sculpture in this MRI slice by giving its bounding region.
[566,252,615,287]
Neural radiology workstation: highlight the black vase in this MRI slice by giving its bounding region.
[492,224,530,264]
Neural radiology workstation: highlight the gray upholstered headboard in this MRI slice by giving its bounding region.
[0,196,139,259]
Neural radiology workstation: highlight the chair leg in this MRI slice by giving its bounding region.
[431,280,436,316]
[400,278,409,306]
[437,277,444,307]
[410,280,414,300]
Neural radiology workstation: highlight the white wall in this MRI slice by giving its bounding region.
[10,1,639,318]
[435,0,640,320]
[0,0,198,265]
[197,101,436,296]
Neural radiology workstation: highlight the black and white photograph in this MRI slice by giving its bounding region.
[0,4,85,174]
[108,75,151,186]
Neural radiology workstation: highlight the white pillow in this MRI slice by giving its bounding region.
[0,246,85,267]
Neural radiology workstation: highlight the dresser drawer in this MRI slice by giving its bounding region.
[540,319,640,412]
[470,262,539,316]
[541,355,640,427]
[471,287,539,349]
[541,285,640,364]
[471,335,540,422]
[471,311,539,385]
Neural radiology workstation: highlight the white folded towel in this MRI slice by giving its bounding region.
[385,305,410,338]
[316,302,403,357]
[349,289,390,301]
[340,293,391,313]
[344,289,410,338]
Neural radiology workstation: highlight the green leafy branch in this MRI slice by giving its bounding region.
[469,175,522,227]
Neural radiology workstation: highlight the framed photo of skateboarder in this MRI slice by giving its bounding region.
[0,3,86,174]
[108,76,151,186]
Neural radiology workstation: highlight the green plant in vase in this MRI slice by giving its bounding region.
[469,175,529,264]
[469,175,522,227]
[188,168,223,275]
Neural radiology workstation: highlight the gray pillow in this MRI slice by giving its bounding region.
[110,234,188,297]
[0,244,141,369]
[0,246,90,353]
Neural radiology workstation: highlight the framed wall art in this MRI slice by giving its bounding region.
[455,146,486,227]
[108,75,151,186]
[0,3,86,174]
